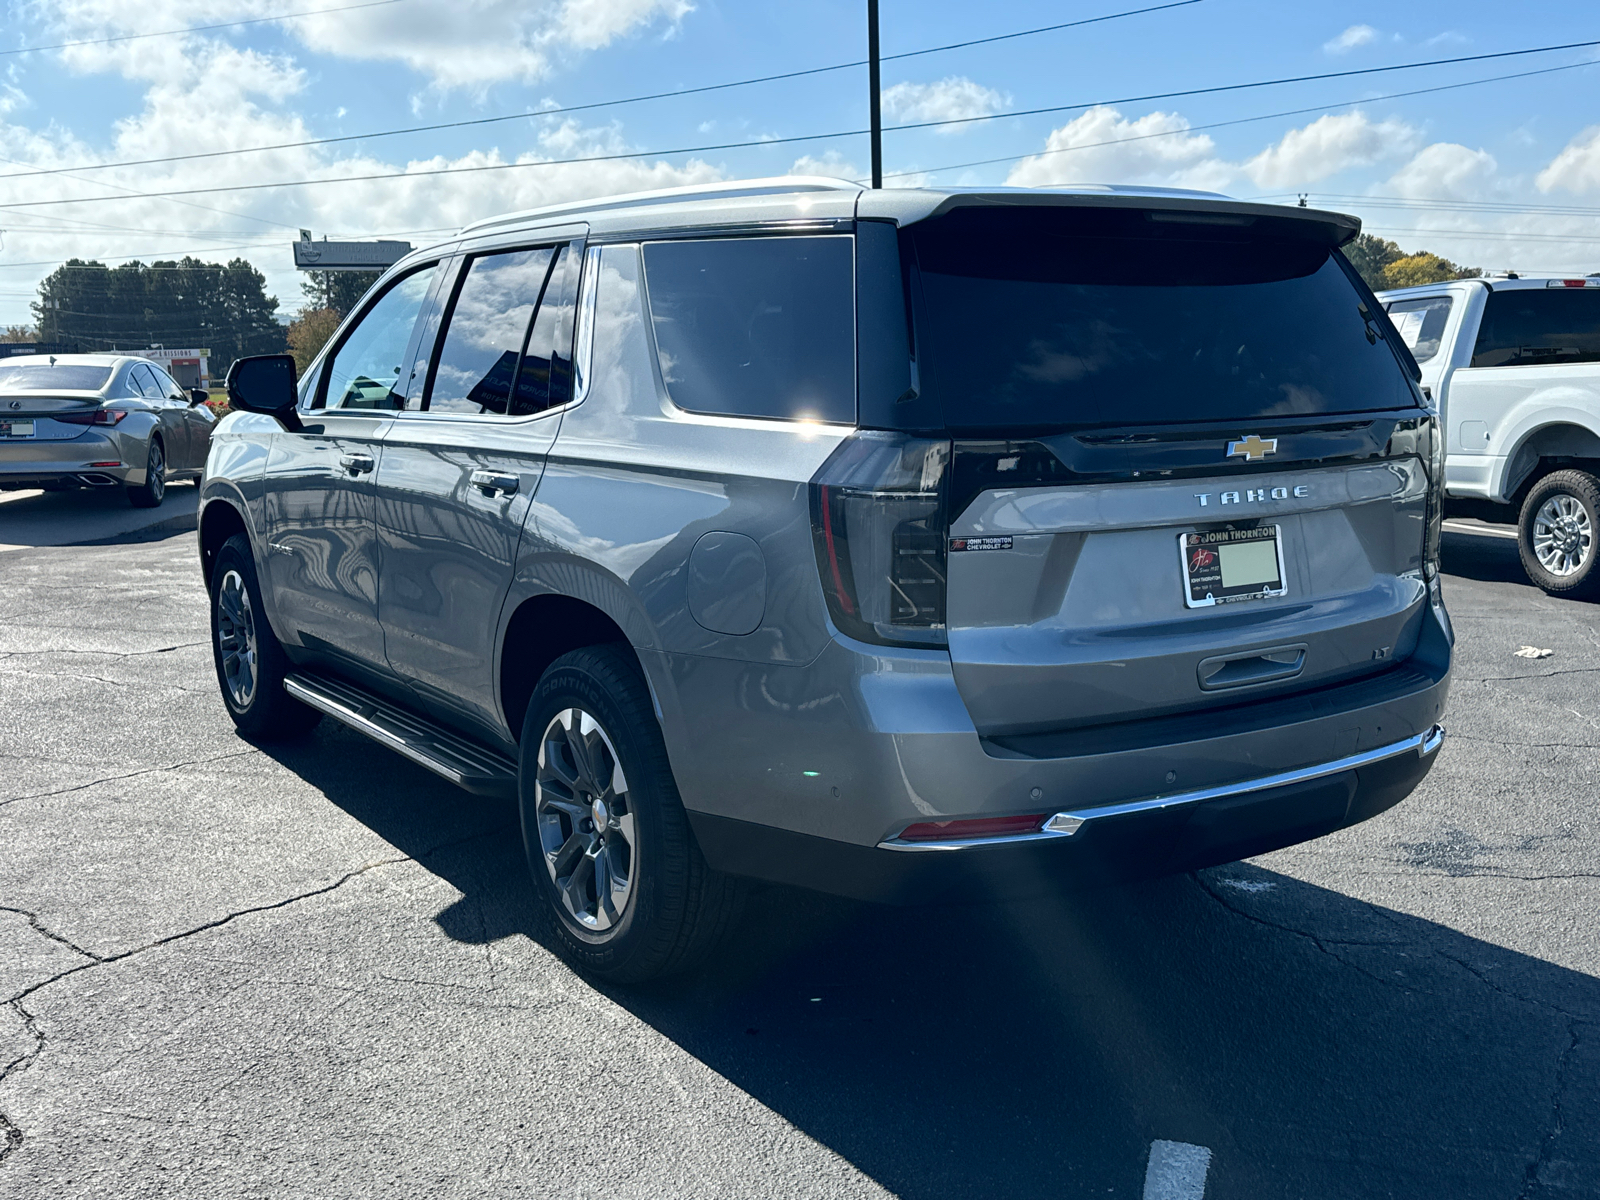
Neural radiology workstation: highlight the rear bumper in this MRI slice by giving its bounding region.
[690,726,1444,902]
[655,598,1453,900]
[0,432,136,488]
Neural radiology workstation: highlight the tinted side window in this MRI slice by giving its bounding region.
[1472,289,1600,367]
[513,244,576,416]
[642,235,855,423]
[324,265,437,410]
[152,366,184,398]
[1386,295,1452,364]
[122,366,148,397]
[131,364,161,398]
[428,247,555,415]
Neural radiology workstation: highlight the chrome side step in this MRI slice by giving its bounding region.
[880,724,1446,852]
[284,672,518,797]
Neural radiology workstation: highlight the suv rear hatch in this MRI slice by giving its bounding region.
[817,200,1439,739]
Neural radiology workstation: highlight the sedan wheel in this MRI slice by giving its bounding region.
[127,439,166,508]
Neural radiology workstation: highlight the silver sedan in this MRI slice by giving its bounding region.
[0,354,217,507]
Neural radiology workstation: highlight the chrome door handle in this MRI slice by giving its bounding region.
[339,452,375,475]
[470,470,520,496]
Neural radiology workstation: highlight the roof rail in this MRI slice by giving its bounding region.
[461,175,861,235]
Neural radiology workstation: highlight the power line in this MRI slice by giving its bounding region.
[882,58,1599,182]
[7,38,1600,214]
[0,0,411,58]
[0,1,1204,182]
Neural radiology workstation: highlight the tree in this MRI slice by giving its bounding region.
[1344,234,1404,291]
[1379,252,1481,290]
[300,271,380,320]
[31,257,285,372]
[0,325,35,343]
[287,307,341,374]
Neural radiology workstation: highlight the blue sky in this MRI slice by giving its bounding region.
[0,0,1595,328]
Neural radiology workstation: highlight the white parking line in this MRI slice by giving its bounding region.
[1442,519,1518,540]
[1143,1140,1212,1200]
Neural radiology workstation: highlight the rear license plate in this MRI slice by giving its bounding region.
[1180,526,1287,608]
[0,420,34,438]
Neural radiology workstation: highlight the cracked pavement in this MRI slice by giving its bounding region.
[0,525,1598,1198]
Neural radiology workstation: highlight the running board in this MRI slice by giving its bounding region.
[284,672,519,797]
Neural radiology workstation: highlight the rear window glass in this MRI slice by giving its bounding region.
[1386,295,1452,364]
[1471,289,1600,368]
[909,208,1418,432]
[0,364,111,391]
[642,236,855,423]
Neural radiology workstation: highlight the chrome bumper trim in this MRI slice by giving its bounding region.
[878,724,1446,852]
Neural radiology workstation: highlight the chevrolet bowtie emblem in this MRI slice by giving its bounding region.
[1227,434,1278,462]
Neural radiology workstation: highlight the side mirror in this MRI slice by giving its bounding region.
[188,388,209,407]
[225,355,302,431]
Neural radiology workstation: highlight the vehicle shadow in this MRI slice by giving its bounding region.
[260,719,1600,1199]
[1441,526,1529,587]
[0,482,198,548]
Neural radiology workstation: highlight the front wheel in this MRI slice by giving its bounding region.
[209,534,321,739]
[126,438,166,508]
[519,645,744,983]
[1518,470,1600,600]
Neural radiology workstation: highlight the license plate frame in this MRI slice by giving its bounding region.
[0,420,34,438]
[1179,525,1288,609]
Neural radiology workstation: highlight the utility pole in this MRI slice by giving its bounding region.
[867,0,882,188]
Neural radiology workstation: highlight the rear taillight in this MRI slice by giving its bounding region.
[56,409,128,426]
[810,431,951,648]
[1422,410,1444,599]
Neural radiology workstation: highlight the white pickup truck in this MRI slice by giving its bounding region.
[1377,274,1600,599]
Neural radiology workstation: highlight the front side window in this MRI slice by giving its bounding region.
[642,235,856,424]
[324,264,437,411]
[1471,289,1600,368]
[1386,295,1453,364]
[427,246,566,415]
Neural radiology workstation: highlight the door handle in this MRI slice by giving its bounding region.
[339,452,375,475]
[470,470,520,496]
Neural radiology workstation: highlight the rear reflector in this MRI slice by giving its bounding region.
[897,813,1047,842]
[88,461,121,467]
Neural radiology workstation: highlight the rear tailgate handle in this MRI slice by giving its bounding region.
[470,470,519,496]
[1198,643,1306,691]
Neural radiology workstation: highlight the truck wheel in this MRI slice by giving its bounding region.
[1518,470,1600,600]
[127,438,166,508]
[209,534,321,739]
[519,645,744,983]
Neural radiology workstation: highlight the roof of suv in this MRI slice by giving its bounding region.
[443,174,1361,254]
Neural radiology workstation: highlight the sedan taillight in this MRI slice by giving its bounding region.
[56,409,129,426]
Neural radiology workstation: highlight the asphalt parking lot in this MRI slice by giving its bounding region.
[0,514,1597,1199]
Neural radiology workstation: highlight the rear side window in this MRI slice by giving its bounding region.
[1471,289,1600,367]
[908,207,1418,432]
[429,247,555,415]
[1386,295,1452,364]
[642,236,855,423]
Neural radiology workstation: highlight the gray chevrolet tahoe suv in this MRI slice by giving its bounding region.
[199,177,1452,981]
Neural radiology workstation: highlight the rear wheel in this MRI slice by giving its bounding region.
[519,645,744,983]
[1518,469,1600,600]
[127,438,166,508]
[209,534,320,739]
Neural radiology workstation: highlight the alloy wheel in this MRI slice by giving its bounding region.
[147,440,165,503]
[1532,493,1592,577]
[534,707,637,932]
[215,569,258,709]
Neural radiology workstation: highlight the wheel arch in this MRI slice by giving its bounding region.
[1501,420,1600,505]
[197,494,250,589]
[499,592,652,745]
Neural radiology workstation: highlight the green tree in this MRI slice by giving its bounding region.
[1344,234,1404,291]
[1379,252,1481,290]
[287,307,341,375]
[0,325,35,342]
[300,271,380,320]
[31,257,285,371]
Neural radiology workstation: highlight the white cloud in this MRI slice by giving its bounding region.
[1536,126,1600,194]
[790,150,859,181]
[1004,106,1230,191]
[1383,141,1499,199]
[1324,24,1378,54]
[881,77,1006,133]
[1242,112,1421,188]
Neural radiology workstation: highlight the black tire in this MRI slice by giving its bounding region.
[1517,470,1600,600]
[518,645,744,983]
[209,534,321,739]
[127,437,166,508]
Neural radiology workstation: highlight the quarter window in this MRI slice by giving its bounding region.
[427,245,575,416]
[1385,295,1452,364]
[641,235,856,424]
[324,264,438,410]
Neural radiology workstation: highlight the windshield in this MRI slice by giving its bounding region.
[0,363,112,391]
[909,208,1418,432]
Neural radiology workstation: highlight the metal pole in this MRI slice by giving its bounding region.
[867,0,882,188]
